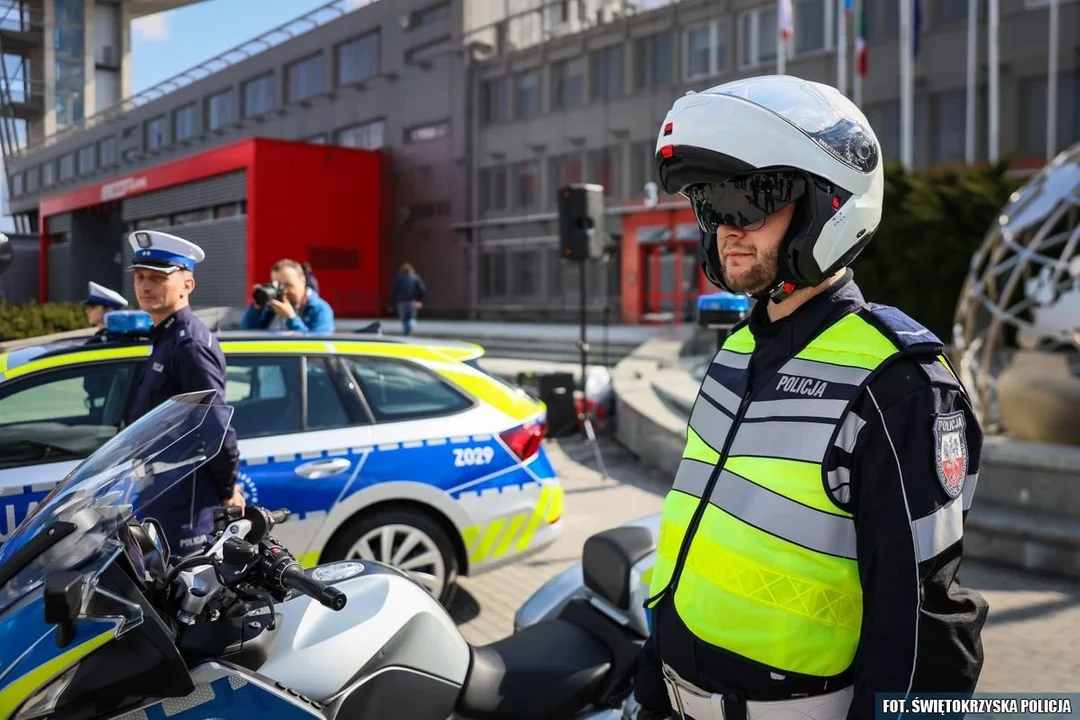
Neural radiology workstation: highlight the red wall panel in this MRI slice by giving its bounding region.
[248,138,385,318]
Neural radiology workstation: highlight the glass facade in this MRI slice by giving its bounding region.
[54,0,86,128]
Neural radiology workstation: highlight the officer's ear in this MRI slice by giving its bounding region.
[181,270,195,295]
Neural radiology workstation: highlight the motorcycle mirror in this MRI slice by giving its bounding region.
[44,571,86,648]
[142,518,170,575]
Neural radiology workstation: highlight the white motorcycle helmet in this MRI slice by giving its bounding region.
[655,75,884,301]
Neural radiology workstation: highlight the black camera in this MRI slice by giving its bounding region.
[253,281,284,306]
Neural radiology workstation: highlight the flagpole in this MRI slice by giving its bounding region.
[900,0,913,170]
[988,0,999,163]
[1047,0,1059,160]
[838,1,848,95]
[853,0,863,107]
[777,0,786,75]
[965,0,977,164]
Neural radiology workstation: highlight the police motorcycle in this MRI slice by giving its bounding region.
[0,390,652,720]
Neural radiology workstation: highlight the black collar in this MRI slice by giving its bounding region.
[150,306,193,341]
[747,269,864,357]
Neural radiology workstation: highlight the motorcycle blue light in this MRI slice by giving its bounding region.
[105,310,154,335]
[697,292,750,313]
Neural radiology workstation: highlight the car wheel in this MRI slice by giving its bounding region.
[325,508,459,606]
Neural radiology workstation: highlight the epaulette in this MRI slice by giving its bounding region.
[861,303,944,356]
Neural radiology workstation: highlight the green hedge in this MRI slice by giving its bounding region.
[0,301,90,342]
[852,159,1023,342]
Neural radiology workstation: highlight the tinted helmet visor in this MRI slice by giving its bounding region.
[686,170,808,233]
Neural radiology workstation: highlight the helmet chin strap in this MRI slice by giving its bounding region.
[752,278,798,304]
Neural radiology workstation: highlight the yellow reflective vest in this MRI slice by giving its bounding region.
[647,306,954,678]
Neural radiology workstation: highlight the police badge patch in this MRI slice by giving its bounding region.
[933,411,968,499]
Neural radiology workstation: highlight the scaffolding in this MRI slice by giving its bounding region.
[0,0,43,233]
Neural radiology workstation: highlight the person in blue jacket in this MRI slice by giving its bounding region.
[241,258,335,333]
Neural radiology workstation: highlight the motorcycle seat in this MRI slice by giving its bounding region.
[456,618,612,720]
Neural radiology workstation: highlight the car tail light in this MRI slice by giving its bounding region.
[500,420,546,461]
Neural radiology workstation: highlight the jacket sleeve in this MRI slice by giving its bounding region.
[842,357,988,720]
[285,300,335,334]
[171,339,240,499]
[414,275,427,302]
[633,624,673,714]
[240,304,270,330]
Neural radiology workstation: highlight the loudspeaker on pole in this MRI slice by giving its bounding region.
[557,183,605,262]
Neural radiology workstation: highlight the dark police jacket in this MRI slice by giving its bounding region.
[123,307,240,534]
[635,271,989,720]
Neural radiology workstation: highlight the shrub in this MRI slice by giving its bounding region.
[0,301,90,342]
[852,159,1024,341]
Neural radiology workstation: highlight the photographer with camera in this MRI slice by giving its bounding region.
[241,258,335,334]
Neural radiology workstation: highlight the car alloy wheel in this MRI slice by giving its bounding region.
[348,523,448,600]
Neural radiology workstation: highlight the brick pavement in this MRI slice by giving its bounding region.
[450,435,1080,693]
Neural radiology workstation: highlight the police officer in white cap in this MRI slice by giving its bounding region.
[122,229,242,553]
[82,281,129,344]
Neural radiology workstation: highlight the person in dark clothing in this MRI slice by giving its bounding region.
[633,75,987,720]
[301,261,320,295]
[388,262,426,336]
[81,281,130,416]
[122,229,242,555]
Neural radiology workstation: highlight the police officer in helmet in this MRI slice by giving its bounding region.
[634,76,988,720]
[122,230,243,554]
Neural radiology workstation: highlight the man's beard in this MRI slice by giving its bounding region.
[721,248,780,295]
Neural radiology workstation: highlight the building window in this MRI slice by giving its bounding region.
[337,31,380,86]
[404,120,450,143]
[98,136,116,167]
[587,147,619,197]
[551,56,586,110]
[547,153,583,206]
[1019,73,1080,156]
[515,69,541,118]
[42,161,55,187]
[684,21,726,80]
[865,102,900,163]
[335,119,385,149]
[478,165,507,213]
[740,7,778,68]
[512,160,538,211]
[286,53,325,103]
[172,208,212,226]
[406,1,450,28]
[77,145,95,174]
[121,148,139,163]
[936,0,968,22]
[307,133,328,144]
[590,45,624,101]
[59,153,75,181]
[481,76,509,123]
[146,115,167,150]
[173,103,197,141]
[24,167,38,193]
[10,172,22,196]
[207,88,235,130]
[934,91,965,164]
[54,0,85,129]
[242,73,275,118]
[794,0,827,56]
[634,31,673,90]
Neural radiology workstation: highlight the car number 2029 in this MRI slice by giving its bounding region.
[453,446,495,467]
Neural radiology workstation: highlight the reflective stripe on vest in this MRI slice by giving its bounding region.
[649,311,903,679]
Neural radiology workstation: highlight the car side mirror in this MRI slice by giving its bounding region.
[582,526,656,611]
[44,571,87,648]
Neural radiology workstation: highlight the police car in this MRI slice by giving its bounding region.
[0,312,564,604]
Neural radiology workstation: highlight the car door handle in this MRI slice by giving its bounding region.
[295,458,352,479]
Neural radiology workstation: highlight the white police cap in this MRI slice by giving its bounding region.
[83,281,128,310]
[127,230,205,273]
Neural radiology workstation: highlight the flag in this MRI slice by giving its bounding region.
[855,0,867,76]
[844,0,854,15]
[913,0,923,60]
[779,0,794,43]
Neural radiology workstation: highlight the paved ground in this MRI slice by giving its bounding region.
[450,434,1080,693]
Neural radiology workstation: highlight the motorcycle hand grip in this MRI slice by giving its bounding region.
[280,562,347,611]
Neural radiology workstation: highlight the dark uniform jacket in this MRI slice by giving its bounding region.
[123,306,240,552]
[635,271,989,720]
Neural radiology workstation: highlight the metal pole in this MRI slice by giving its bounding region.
[965,0,977,165]
[900,0,913,170]
[988,0,1000,163]
[1047,0,1060,161]
[838,0,847,95]
[579,257,588,399]
[853,0,863,107]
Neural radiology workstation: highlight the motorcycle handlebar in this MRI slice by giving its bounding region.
[279,562,347,611]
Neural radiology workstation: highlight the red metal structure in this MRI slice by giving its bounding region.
[37,137,390,318]
[620,202,709,324]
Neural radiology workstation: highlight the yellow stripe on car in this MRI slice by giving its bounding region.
[463,482,561,566]
[1,346,149,381]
